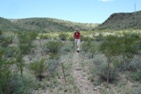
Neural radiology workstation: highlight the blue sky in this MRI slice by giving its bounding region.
[0,0,141,23]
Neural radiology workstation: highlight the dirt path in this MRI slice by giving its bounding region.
[72,52,101,94]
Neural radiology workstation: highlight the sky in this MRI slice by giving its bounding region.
[0,0,141,23]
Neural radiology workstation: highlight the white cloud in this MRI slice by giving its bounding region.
[99,0,115,2]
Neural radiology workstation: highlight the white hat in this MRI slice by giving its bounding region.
[75,28,80,31]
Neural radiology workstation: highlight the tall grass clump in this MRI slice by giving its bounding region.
[58,32,69,41]
[45,40,63,54]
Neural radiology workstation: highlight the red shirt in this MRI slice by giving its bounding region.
[74,31,80,39]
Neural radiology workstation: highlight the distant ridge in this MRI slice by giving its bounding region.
[0,17,98,32]
[96,10,141,30]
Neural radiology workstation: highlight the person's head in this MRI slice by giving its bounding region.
[75,28,80,32]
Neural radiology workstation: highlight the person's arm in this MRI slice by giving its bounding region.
[79,32,80,39]
[74,32,76,38]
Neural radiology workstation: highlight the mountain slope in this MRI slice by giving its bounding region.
[96,10,141,30]
[0,17,98,32]
[0,17,20,31]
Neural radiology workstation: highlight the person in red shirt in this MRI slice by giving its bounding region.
[74,28,81,52]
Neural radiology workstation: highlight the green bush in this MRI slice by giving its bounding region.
[82,41,93,52]
[68,36,74,41]
[0,36,13,47]
[58,32,69,41]
[29,59,48,81]
[128,70,141,82]
[17,31,35,55]
[97,63,119,83]
[45,40,63,54]
[94,33,104,41]
[47,59,60,76]
[99,33,141,82]
[9,76,33,94]
[0,49,15,94]
[40,34,51,39]
[81,35,93,41]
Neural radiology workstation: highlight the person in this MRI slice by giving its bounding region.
[74,28,81,52]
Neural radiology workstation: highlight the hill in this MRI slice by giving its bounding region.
[0,17,98,32]
[0,17,20,31]
[96,10,141,30]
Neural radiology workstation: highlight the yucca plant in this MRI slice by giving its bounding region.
[45,40,63,54]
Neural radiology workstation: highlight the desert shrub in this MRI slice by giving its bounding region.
[47,59,60,76]
[18,43,35,55]
[14,50,24,75]
[8,75,33,94]
[97,63,119,83]
[58,32,69,41]
[28,31,38,40]
[82,40,93,52]
[128,56,141,71]
[61,41,74,53]
[45,40,63,54]
[93,54,107,66]
[49,53,60,59]
[0,63,13,94]
[87,54,107,83]
[29,58,48,81]
[133,86,141,94]
[112,55,141,72]
[81,35,93,41]
[62,45,72,52]
[68,36,74,41]
[40,34,51,39]
[3,47,17,58]
[88,42,100,58]
[99,32,141,83]
[82,40,99,59]
[17,32,35,55]
[128,70,141,82]
[0,49,15,94]
[94,33,104,41]
[18,31,38,43]
[0,36,13,47]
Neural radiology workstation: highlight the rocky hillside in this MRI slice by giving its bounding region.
[96,10,141,30]
[0,17,98,32]
[0,17,20,31]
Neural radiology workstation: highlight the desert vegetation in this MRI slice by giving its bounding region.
[0,29,141,94]
[1,10,141,94]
